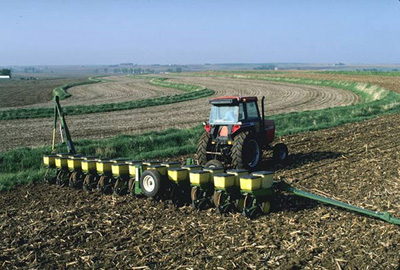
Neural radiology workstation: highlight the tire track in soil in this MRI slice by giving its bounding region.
[1,114,400,269]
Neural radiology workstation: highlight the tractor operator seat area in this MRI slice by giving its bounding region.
[209,104,243,125]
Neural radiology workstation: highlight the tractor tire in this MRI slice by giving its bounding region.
[140,169,162,198]
[205,159,223,168]
[196,131,212,166]
[273,143,289,163]
[231,131,261,170]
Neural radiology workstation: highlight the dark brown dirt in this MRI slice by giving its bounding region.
[0,77,88,109]
[1,113,400,269]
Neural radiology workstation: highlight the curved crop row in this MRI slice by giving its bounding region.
[0,78,214,120]
[149,77,205,92]
[52,76,104,100]
[1,73,400,191]
[229,75,389,102]
[315,70,400,76]
[172,72,389,103]
[168,72,400,134]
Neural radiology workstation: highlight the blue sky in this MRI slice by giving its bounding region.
[1,0,400,65]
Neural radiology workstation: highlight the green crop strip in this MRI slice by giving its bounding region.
[0,77,214,120]
[149,77,205,92]
[314,70,400,76]
[52,77,105,100]
[1,74,400,191]
[0,126,204,191]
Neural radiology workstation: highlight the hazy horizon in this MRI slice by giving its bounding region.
[2,0,400,66]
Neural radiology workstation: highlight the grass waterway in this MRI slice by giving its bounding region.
[1,73,400,190]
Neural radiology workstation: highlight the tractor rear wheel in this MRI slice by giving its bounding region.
[196,131,212,166]
[231,131,261,170]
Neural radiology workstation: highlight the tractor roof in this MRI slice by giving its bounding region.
[210,96,258,105]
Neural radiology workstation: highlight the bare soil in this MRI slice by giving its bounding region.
[168,76,360,114]
[12,77,182,109]
[1,114,399,269]
[0,77,88,109]
[221,71,400,94]
[288,73,400,94]
[0,76,360,152]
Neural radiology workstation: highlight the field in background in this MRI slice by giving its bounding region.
[0,73,368,151]
[1,69,400,269]
[0,77,89,108]
[1,71,400,187]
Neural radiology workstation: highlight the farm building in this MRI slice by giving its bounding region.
[0,75,10,79]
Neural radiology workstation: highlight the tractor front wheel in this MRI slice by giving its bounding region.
[273,143,289,163]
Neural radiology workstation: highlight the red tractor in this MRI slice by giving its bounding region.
[197,96,288,170]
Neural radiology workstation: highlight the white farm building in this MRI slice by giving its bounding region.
[0,75,10,79]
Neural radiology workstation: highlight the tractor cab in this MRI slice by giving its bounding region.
[205,96,274,145]
[209,96,260,125]
[198,95,288,170]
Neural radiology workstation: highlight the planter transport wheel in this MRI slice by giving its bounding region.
[205,159,224,169]
[139,169,162,198]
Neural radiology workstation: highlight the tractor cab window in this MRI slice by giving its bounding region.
[239,103,245,121]
[246,101,260,119]
[209,105,239,124]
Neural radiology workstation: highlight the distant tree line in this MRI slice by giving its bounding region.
[254,65,277,70]
[1,68,11,77]
[114,68,155,74]
[166,67,183,73]
[24,67,42,73]
[94,68,157,74]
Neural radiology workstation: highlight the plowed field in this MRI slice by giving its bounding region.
[13,77,182,109]
[1,114,399,269]
[0,75,360,152]
[0,77,88,109]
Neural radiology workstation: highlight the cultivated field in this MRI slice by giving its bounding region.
[0,71,400,269]
[9,76,183,109]
[1,114,399,269]
[0,77,89,109]
[0,75,360,152]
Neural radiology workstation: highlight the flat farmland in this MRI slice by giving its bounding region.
[0,75,360,152]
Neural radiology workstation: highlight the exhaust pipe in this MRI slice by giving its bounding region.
[261,96,265,132]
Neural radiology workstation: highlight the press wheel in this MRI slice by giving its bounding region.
[213,191,222,207]
[261,201,271,214]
